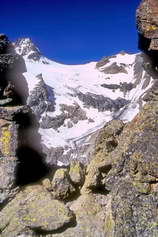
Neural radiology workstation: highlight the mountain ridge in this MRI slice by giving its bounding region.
[14,40,154,166]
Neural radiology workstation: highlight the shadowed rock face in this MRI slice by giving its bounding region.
[137,0,158,66]
[0,35,49,208]
[0,34,28,105]
[0,34,29,206]
[27,74,56,119]
[137,0,158,40]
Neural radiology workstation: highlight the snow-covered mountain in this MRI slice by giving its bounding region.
[15,38,154,166]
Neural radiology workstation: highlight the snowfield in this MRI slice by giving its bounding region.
[15,38,153,164]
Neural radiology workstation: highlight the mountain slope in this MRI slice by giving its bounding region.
[15,39,154,166]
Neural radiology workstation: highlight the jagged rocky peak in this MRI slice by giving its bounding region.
[15,37,41,61]
[96,51,135,75]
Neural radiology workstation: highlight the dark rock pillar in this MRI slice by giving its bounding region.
[0,34,30,206]
[0,106,30,205]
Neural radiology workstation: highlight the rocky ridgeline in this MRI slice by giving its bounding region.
[15,38,41,61]
[15,38,50,64]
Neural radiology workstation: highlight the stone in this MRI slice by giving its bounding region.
[0,118,18,205]
[0,35,29,207]
[136,0,158,51]
[136,0,158,69]
[81,120,124,193]
[42,178,52,190]
[53,193,109,237]
[20,187,75,232]
[0,185,75,236]
[0,105,30,121]
[77,91,130,112]
[27,74,55,119]
[2,3,158,235]
[101,100,158,236]
[69,161,85,186]
[0,35,46,208]
[51,168,76,200]
[96,54,116,68]
[102,62,128,74]
[41,103,87,129]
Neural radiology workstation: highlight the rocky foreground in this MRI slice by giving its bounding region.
[1,0,158,236]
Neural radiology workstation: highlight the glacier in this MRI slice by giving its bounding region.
[15,38,154,166]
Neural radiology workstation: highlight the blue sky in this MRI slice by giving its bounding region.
[1,0,140,64]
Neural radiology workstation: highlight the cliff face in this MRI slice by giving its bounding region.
[0,34,27,206]
[1,1,158,236]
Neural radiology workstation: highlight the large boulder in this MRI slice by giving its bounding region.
[50,168,76,200]
[0,185,75,236]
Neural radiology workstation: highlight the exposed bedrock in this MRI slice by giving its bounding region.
[27,73,55,119]
[15,38,41,61]
[136,0,158,67]
[77,91,130,112]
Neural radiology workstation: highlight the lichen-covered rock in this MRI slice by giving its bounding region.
[3,2,158,235]
[81,120,124,193]
[0,119,18,204]
[52,193,110,237]
[136,0,158,72]
[51,168,76,200]
[0,35,36,207]
[136,0,158,52]
[101,99,158,236]
[0,105,30,121]
[69,161,85,187]
[20,187,75,232]
[0,185,75,236]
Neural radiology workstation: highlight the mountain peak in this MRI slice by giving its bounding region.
[15,38,41,61]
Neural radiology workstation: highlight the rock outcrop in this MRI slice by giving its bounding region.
[27,73,55,119]
[0,35,48,208]
[0,34,28,206]
[136,0,158,67]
